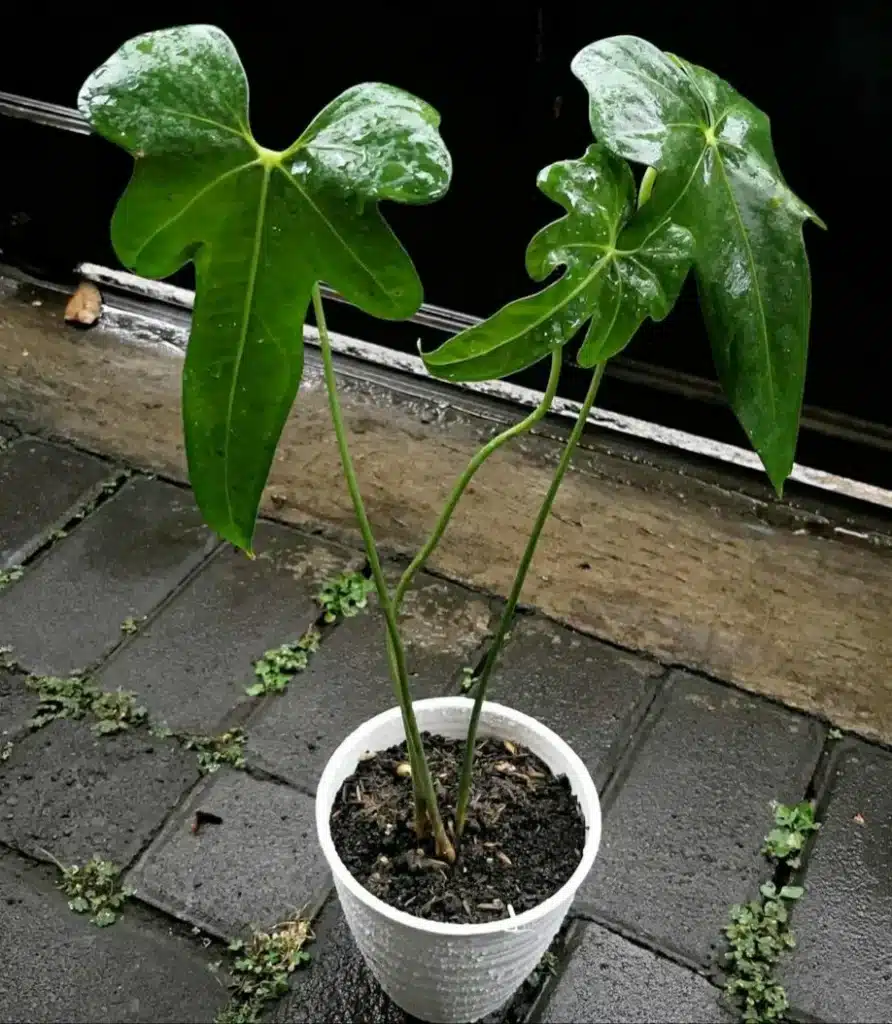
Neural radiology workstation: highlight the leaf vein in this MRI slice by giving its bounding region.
[432,256,611,368]
[222,165,271,535]
[131,160,259,263]
[713,151,776,412]
[157,107,250,142]
[276,165,388,300]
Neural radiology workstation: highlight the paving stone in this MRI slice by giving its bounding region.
[0,477,215,675]
[0,437,113,567]
[539,922,733,1023]
[95,523,357,733]
[487,616,660,788]
[784,740,892,1023]
[0,718,198,865]
[0,667,39,741]
[0,852,226,1023]
[578,671,824,967]
[247,572,493,791]
[128,769,327,939]
[270,897,416,1023]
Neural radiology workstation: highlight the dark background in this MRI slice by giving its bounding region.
[2,6,890,485]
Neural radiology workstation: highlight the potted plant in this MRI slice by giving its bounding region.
[80,27,820,1022]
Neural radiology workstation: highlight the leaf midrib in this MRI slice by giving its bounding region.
[222,164,271,535]
[711,149,776,415]
[674,63,779,416]
[580,267,624,366]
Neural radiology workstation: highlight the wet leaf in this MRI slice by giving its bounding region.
[80,25,451,551]
[572,36,823,491]
[779,885,804,901]
[422,145,692,380]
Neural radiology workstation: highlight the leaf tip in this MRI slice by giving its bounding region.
[212,523,255,559]
[766,465,789,500]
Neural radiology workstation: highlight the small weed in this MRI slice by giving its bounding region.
[0,566,24,589]
[1,741,12,762]
[0,646,15,669]
[149,721,174,739]
[185,729,247,774]
[249,627,320,696]
[723,801,819,1022]
[53,854,132,926]
[828,727,843,740]
[762,800,820,868]
[316,571,373,623]
[51,528,67,541]
[27,675,98,729]
[460,665,478,692]
[724,884,803,1022]
[215,917,313,1024]
[27,675,147,735]
[120,616,144,635]
[91,688,148,734]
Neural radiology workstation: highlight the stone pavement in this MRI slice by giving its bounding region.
[0,426,890,1024]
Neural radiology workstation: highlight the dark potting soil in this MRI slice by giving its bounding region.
[329,733,586,925]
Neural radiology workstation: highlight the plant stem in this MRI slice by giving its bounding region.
[311,285,454,861]
[454,362,607,838]
[393,350,562,616]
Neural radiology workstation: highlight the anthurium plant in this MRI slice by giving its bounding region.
[81,26,820,865]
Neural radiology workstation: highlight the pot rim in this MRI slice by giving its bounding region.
[316,695,601,938]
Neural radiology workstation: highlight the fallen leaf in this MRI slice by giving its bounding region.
[64,281,102,327]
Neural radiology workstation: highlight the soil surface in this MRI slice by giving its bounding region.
[330,733,586,924]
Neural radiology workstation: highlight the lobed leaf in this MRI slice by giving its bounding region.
[572,36,823,491]
[422,145,692,381]
[80,25,451,550]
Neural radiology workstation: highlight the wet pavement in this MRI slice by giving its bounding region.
[1,428,890,1024]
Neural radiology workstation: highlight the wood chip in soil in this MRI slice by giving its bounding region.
[329,733,586,924]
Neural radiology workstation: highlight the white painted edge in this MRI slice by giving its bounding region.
[78,262,892,512]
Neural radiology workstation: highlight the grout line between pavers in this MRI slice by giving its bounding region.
[0,452,128,572]
[659,659,892,755]
[570,904,720,982]
[523,918,587,1024]
[526,915,731,1024]
[778,733,858,1022]
[83,535,230,689]
[593,670,673,814]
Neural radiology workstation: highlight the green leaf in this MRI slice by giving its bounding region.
[422,145,692,381]
[79,25,451,551]
[779,885,804,901]
[571,36,823,492]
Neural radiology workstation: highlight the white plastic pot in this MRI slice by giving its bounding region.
[316,696,602,1023]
